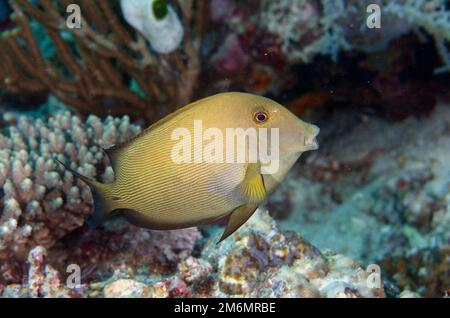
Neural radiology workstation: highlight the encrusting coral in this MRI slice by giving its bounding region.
[202,210,385,297]
[0,0,206,121]
[0,100,141,264]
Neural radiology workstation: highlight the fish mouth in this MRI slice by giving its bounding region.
[303,136,319,151]
[303,126,320,151]
[309,137,319,150]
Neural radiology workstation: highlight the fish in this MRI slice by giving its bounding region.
[56,92,319,242]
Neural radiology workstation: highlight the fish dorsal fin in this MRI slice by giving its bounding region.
[101,95,216,174]
[104,95,215,153]
[218,204,258,243]
[240,162,267,203]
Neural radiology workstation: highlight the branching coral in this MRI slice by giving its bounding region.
[0,102,141,263]
[0,0,206,121]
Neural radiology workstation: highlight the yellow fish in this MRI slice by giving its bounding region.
[57,92,319,242]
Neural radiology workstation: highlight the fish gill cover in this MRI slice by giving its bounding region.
[0,0,449,299]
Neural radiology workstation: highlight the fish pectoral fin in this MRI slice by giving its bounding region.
[240,162,267,203]
[218,203,258,243]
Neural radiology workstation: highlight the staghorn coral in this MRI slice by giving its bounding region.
[0,100,141,264]
[0,0,206,121]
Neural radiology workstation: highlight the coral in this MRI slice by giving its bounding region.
[271,101,450,296]
[383,0,450,74]
[0,209,393,298]
[257,0,450,73]
[177,256,213,285]
[0,102,141,265]
[0,0,205,121]
[103,279,152,298]
[259,0,327,63]
[379,246,450,297]
[201,210,385,298]
[47,222,202,281]
[26,246,75,298]
[2,246,82,298]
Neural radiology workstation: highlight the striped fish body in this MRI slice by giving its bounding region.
[108,97,249,229]
[57,92,320,241]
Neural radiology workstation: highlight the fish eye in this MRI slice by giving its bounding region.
[254,111,269,123]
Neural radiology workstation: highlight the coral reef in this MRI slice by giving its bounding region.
[258,0,450,72]
[203,210,385,297]
[1,0,448,121]
[383,0,450,74]
[379,246,449,297]
[0,0,205,121]
[48,221,202,283]
[0,100,141,265]
[269,101,450,297]
[0,210,388,298]
[2,245,83,298]
[0,0,449,299]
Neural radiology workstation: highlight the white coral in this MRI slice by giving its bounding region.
[0,103,142,260]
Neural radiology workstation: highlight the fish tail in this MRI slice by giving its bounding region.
[55,159,116,227]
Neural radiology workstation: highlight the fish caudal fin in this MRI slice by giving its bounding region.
[55,159,116,227]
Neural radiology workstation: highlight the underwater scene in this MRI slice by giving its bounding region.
[0,0,449,300]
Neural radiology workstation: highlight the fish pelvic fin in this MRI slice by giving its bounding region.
[218,203,258,243]
[55,159,117,227]
[240,162,267,203]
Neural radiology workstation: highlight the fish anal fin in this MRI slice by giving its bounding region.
[240,162,267,203]
[218,204,258,243]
